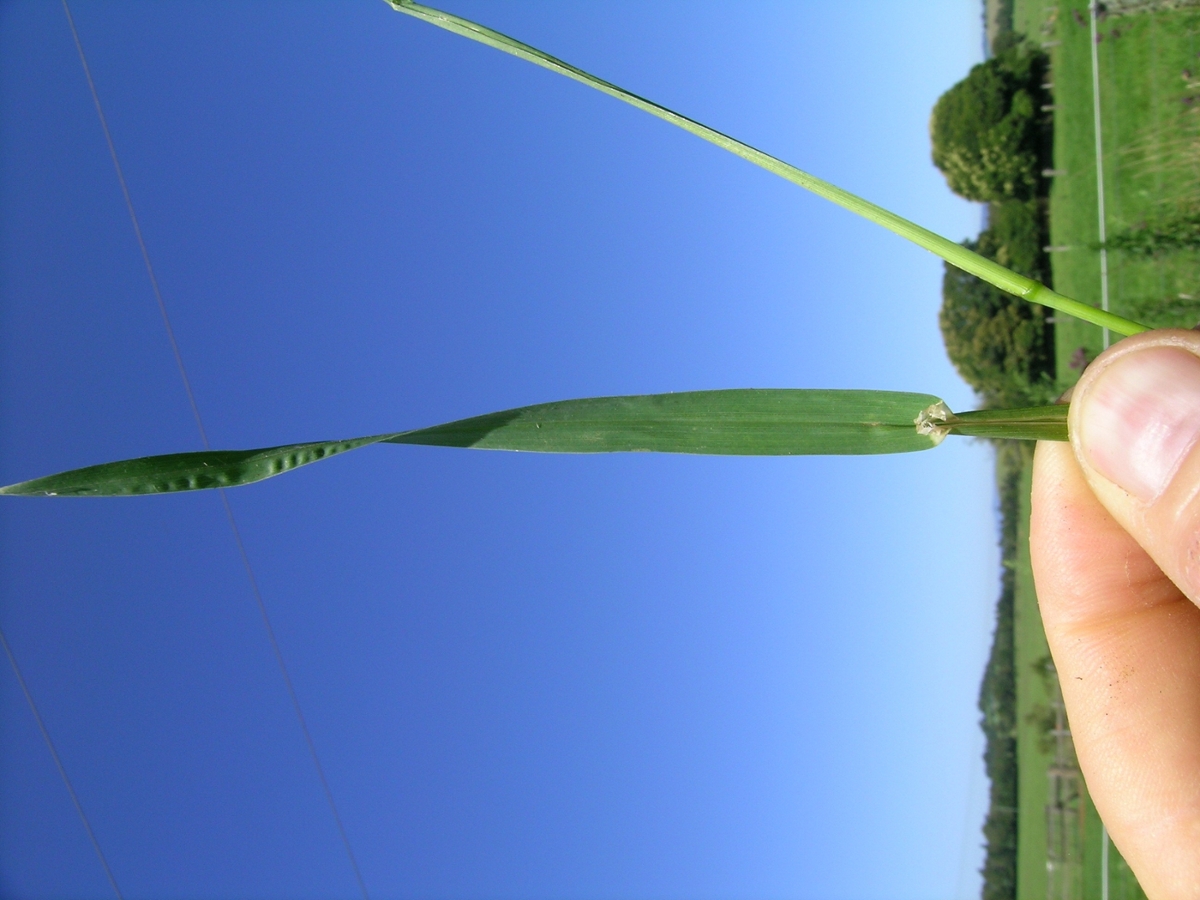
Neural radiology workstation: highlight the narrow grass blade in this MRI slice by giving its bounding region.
[0,389,945,497]
[384,0,1148,338]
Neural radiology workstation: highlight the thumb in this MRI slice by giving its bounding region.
[1070,329,1200,604]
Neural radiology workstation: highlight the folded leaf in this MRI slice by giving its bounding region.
[0,436,395,498]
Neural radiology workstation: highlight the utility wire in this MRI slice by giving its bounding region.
[61,0,207,446]
[217,490,371,900]
[0,625,124,900]
[61,5,370,898]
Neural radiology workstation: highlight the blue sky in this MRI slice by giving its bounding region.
[1,2,994,898]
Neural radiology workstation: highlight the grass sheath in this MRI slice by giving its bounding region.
[384,0,1147,338]
[0,391,1067,497]
[940,405,1068,442]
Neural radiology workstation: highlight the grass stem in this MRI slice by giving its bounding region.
[385,0,1148,337]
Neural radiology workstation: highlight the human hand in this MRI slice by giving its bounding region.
[1031,330,1200,899]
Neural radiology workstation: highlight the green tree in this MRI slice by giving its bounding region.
[939,202,1055,407]
[931,46,1049,202]
[984,199,1050,282]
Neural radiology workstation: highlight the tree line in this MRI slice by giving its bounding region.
[929,35,1056,900]
[932,41,1055,409]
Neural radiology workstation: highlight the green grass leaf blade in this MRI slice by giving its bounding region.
[389,389,945,455]
[384,0,1148,338]
[0,390,945,497]
[2,392,1074,499]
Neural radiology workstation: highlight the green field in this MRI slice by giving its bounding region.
[989,1,1200,897]
[1027,0,1200,365]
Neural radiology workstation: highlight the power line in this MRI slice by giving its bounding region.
[60,5,370,898]
[60,0,207,446]
[0,625,124,900]
[217,490,371,900]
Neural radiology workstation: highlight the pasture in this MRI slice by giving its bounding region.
[1004,0,1200,896]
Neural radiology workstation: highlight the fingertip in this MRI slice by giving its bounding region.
[1071,337,1200,502]
[1068,331,1200,605]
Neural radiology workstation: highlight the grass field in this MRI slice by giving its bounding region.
[992,1,1200,897]
[1034,1,1200,369]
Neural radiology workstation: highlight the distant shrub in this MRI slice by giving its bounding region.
[930,47,1050,202]
[1122,293,1200,329]
[939,201,1055,407]
[1103,209,1200,328]
[991,19,1021,55]
[1106,210,1200,255]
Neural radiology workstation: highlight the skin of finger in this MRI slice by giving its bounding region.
[1031,439,1200,899]
[1068,330,1200,604]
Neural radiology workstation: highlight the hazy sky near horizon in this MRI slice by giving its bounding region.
[1,3,993,898]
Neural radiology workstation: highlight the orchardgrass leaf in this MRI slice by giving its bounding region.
[0,389,1067,498]
[384,0,1147,338]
